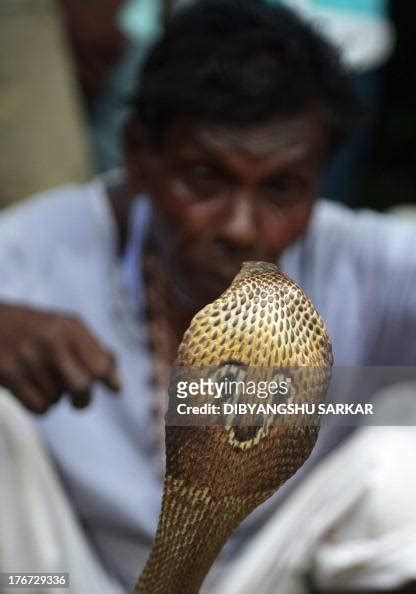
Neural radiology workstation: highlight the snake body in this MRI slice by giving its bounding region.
[133,261,332,594]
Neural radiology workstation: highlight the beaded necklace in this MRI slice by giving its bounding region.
[142,240,179,455]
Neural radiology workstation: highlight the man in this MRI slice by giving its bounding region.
[1,1,416,593]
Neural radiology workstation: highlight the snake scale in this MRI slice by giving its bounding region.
[133,261,333,594]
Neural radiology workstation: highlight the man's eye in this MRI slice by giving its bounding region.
[261,176,304,204]
[188,165,216,179]
[188,165,220,182]
[183,165,227,197]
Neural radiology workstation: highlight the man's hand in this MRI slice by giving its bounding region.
[0,304,121,413]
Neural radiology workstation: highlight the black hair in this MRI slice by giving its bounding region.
[132,0,361,149]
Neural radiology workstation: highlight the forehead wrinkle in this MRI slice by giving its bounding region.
[190,122,315,166]
[168,138,311,183]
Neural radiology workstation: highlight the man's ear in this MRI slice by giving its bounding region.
[123,118,160,196]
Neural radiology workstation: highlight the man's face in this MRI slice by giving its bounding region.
[131,113,330,306]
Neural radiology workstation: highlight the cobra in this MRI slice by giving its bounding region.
[133,261,333,594]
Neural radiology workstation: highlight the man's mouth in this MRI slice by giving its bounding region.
[187,259,247,296]
[173,247,275,303]
[197,256,245,279]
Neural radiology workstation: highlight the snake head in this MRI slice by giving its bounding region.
[165,261,332,499]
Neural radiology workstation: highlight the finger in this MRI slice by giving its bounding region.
[15,380,50,414]
[95,353,122,393]
[70,388,92,410]
[69,329,122,393]
[0,358,24,392]
[52,345,92,395]
[0,360,48,412]
[105,363,122,393]
[18,342,61,403]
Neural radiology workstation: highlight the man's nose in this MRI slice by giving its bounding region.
[220,196,257,248]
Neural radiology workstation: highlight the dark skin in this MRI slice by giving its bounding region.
[126,112,330,341]
[0,111,329,412]
[0,305,120,413]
